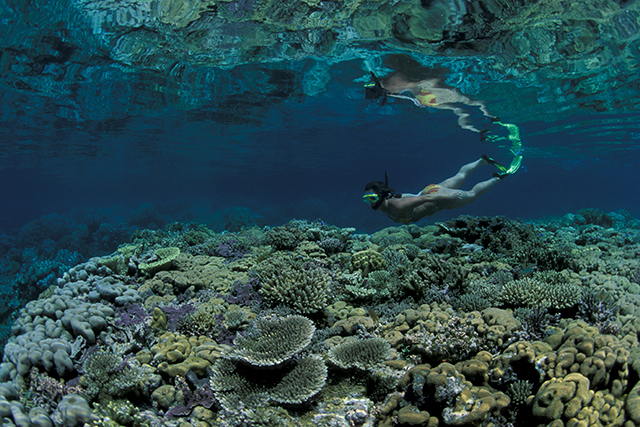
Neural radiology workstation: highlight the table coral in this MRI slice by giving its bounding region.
[225,314,314,366]
[328,337,391,371]
[139,246,180,276]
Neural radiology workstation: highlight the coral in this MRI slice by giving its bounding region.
[210,314,326,409]
[532,373,593,420]
[457,293,491,312]
[256,256,330,313]
[370,227,413,247]
[52,394,97,426]
[627,381,640,425]
[177,301,224,337]
[211,355,327,407]
[317,237,344,254]
[113,304,149,328]
[507,379,534,406]
[327,337,391,371]
[264,224,304,250]
[514,306,560,341]
[150,332,222,377]
[578,287,619,325]
[406,315,483,364]
[497,276,581,309]
[350,249,386,277]
[138,246,180,276]
[80,351,147,402]
[225,315,314,366]
[92,399,149,426]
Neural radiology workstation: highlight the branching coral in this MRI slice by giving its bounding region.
[255,256,330,313]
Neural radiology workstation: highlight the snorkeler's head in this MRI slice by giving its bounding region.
[363,179,394,210]
[364,72,390,105]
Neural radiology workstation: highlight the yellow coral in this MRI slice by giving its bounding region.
[350,249,386,277]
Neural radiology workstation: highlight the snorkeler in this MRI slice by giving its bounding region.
[363,155,521,224]
[365,55,498,133]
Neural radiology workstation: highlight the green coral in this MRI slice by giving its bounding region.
[256,256,330,313]
[497,276,581,309]
[139,247,180,276]
[350,249,386,277]
[328,337,391,371]
[81,351,146,403]
[225,315,315,366]
[211,314,326,410]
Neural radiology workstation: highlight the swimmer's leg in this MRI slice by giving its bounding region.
[440,176,501,210]
[438,157,487,189]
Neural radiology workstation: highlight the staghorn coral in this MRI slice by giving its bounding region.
[328,337,391,371]
[225,314,314,366]
[255,256,330,313]
[507,379,534,406]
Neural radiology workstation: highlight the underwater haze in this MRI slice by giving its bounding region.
[1,0,640,235]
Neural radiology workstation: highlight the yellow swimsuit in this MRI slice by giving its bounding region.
[420,184,441,195]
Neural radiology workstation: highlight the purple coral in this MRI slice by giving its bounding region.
[318,237,344,254]
[114,304,149,328]
[161,304,196,332]
[224,278,261,307]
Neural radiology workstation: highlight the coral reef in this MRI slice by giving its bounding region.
[0,212,639,426]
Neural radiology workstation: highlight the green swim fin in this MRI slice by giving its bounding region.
[481,154,508,173]
[506,155,523,175]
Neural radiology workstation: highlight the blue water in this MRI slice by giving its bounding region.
[2,94,639,235]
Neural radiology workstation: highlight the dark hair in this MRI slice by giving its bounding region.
[364,181,394,197]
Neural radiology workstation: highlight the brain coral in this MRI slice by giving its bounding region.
[224,315,315,366]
